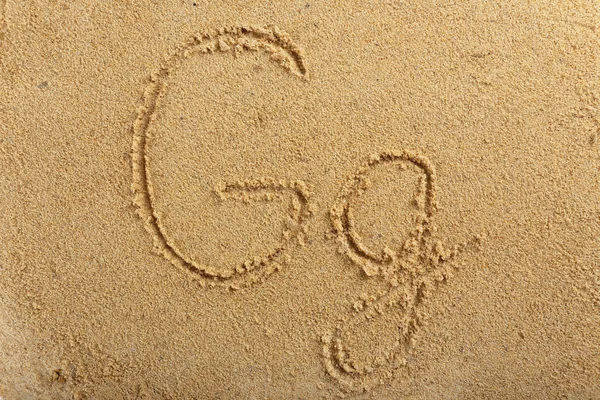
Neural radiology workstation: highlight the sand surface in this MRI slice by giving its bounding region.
[1,1,599,399]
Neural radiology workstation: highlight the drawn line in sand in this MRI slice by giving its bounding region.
[131,25,309,287]
[323,151,485,393]
[211,179,313,283]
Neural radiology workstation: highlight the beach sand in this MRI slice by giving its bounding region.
[0,1,599,398]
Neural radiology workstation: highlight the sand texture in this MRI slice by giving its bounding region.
[1,1,599,399]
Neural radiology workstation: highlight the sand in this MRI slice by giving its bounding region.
[0,1,599,398]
